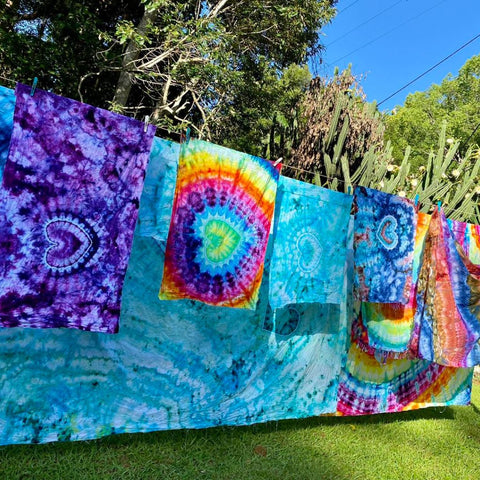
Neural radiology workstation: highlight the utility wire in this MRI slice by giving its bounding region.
[337,0,361,15]
[378,32,480,106]
[327,0,405,47]
[331,0,447,64]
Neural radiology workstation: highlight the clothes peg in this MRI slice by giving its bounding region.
[347,185,352,195]
[186,127,191,143]
[30,77,38,96]
[273,157,283,166]
[437,201,442,210]
[414,194,419,207]
[143,115,150,133]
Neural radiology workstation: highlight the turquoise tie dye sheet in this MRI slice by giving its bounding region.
[0,85,15,179]
[0,130,351,445]
[268,176,353,310]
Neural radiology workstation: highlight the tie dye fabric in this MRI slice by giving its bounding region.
[0,84,156,333]
[137,137,179,243]
[160,139,279,309]
[353,186,417,304]
[0,141,352,446]
[0,85,15,179]
[417,208,480,367]
[268,176,353,310]
[360,212,431,358]
[336,330,473,416]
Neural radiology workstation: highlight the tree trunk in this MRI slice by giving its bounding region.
[113,7,156,108]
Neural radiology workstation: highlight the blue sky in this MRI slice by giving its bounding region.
[313,0,480,111]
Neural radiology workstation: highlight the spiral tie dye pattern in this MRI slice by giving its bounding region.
[160,139,279,309]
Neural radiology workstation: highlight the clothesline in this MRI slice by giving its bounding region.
[281,163,348,183]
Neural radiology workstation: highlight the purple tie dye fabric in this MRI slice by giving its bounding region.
[0,84,155,333]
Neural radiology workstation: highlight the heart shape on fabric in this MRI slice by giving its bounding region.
[296,231,322,274]
[376,215,399,250]
[44,216,96,273]
[204,219,241,264]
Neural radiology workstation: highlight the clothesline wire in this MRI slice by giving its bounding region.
[281,163,347,183]
[0,75,17,85]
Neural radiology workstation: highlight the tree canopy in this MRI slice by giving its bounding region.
[0,0,337,154]
[385,54,480,170]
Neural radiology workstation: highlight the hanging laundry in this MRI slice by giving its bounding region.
[268,176,352,310]
[336,331,473,416]
[0,141,352,445]
[353,186,417,304]
[417,208,480,367]
[360,212,431,357]
[0,84,155,333]
[160,139,279,309]
[469,223,480,264]
[0,85,15,180]
[137,137,179,245]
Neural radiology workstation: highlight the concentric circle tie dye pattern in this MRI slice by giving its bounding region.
[160,139,279,309]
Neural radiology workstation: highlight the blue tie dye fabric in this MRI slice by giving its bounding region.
[0,138,352,445]
[0,85,15,180]
[137,137,179,243]
[268,176,353,310]
[353,186,417,304]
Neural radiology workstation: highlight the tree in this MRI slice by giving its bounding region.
[385,54,480,170]
[0,0,337,155]
[105,0,337,147]
[0,1,142,107]
[286,66,387,186]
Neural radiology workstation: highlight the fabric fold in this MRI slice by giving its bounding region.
[417,208,480,367]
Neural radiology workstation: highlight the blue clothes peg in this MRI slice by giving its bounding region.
[414,194,419,207]
[186,127,191,143]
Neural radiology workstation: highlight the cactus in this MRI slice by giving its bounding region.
[283,69,480,224]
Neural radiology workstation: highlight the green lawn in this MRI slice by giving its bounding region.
[1,383,479,480]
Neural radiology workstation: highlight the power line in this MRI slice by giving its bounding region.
[330,0,447,64]
[337,0,361,15]
[327,0,405,47]
[378,32,480,107]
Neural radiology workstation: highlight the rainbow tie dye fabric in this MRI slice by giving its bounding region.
[353,186,417,304]
[337,325,473,416]
[0,85,15,179]
[160,139,279,309]
[360,212,431,358]
[268,176,353,310]
[417,208,480,367]
[0,84,156,333]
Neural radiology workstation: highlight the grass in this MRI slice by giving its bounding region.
[1,383,479,480]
